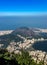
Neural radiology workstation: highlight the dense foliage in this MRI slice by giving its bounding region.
[0,49,44,65]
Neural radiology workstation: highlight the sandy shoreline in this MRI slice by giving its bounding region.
[34,28,47,33]
[0,30,13,36]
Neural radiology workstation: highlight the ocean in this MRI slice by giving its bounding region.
[0,16,47,30]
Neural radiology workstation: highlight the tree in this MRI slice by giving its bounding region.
[16,49,36,65]
[0,49,19,65]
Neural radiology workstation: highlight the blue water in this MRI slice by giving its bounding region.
[0,16,47,30]
[32,41,47,52]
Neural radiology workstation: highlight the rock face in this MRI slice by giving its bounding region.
[12,27,35,37]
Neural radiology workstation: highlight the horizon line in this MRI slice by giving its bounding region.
[0,12,47,16]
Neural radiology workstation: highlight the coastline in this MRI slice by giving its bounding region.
[34,28,47,33]
[0,30,13,36]
[0,28,47,36]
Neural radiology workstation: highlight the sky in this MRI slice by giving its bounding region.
[0,0,47,16]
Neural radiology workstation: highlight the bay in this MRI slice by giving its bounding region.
[32,41,47,52]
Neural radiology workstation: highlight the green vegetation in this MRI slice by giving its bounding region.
[0,49,45,65]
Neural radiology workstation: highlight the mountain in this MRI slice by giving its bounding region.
[12,27,36,37]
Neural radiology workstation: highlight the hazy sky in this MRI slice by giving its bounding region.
[0,0,47,15]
